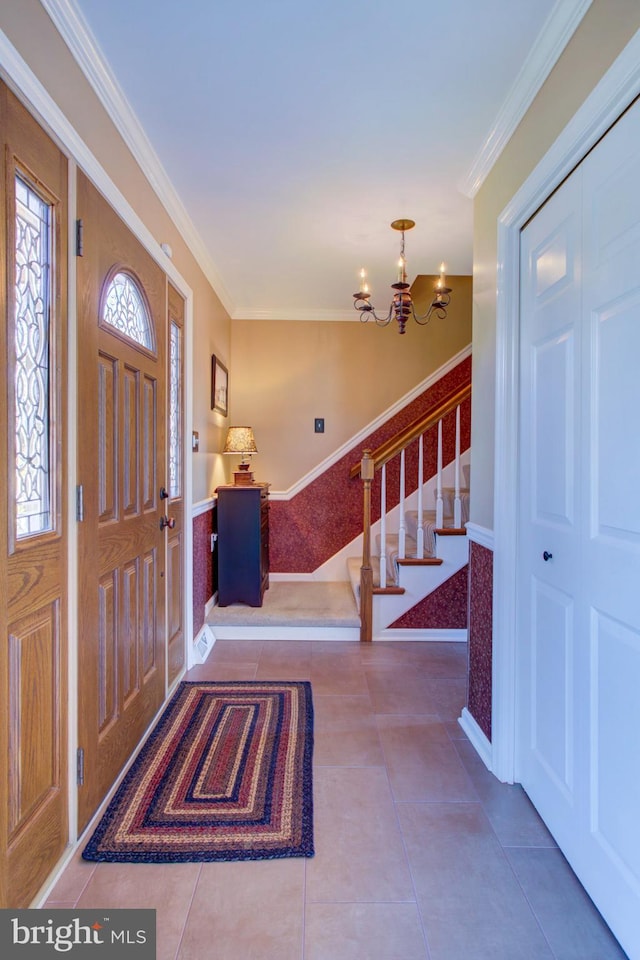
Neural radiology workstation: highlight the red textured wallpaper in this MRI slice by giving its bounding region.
[389,565,468,630]
[192,507,216,636]
[467,540,493,741]
[269,356,471,573]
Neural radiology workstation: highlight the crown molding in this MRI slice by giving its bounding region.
[458,0,593,199]
[232,306,361,322]
[0,27,184,296]
[39,0,236,317]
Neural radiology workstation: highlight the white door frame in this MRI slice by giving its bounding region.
[492,28,640,784]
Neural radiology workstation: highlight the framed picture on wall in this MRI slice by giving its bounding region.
[211,355,228,415]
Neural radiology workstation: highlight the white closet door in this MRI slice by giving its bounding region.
[578,98,640,955]
[518,98,640,960]
[518,164,584,851]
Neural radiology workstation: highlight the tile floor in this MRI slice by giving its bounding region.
[45,640,628,960]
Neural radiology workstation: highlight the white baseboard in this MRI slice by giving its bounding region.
[204,593,217,617]
[458,706,493,771]
[268,572,316,582]
[207,625,361,642]
[205,625,467,644]
[374,628,468,643]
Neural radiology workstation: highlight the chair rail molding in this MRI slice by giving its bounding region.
[465,523,494,551]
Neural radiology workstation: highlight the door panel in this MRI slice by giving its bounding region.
[77,171,166,831]
[518,98,640,959]
[518,169,583,833]
[0,83,68,908]
[531,332,576,526]
[167,283,185,685]
[592,293,640,542]
[530,580,574,797]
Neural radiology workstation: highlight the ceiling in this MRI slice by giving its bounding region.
[44,0,590,320]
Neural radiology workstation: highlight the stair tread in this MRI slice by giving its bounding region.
[397,556,443,566]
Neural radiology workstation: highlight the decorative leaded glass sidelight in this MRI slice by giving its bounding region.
[169,320,182,498]
[14,174,53,538]
[102,270,154,350]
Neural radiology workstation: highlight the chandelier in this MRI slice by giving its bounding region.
[353,219,452,334]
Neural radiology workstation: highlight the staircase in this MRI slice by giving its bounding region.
[349,384,470,641]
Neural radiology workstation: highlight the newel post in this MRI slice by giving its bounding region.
[359,449,374,642]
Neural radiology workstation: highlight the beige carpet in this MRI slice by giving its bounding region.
[207,581,360,628]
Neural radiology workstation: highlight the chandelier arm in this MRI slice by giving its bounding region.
[367,313,394,327]
[410,290,451,325]
[411,305,436,325]
[353,296,395,325]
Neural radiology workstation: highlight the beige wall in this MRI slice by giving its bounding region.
[471,0,640,529]
[1,0,231,503]
[230,277,472,491]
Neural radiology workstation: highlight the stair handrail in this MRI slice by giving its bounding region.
[349,383,471,480]
[356,381,471,641]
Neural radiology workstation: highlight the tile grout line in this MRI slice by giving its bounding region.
[172,863,202,960]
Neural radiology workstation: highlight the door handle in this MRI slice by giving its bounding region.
[543,551,553,561]
[159,486,169,500]
[160,516,176,530]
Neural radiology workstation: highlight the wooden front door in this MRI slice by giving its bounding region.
[0,84,68,907]
[166,284,185,685]
[76,171,167,831]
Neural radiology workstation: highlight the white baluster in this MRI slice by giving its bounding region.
[416,433,424,556]
[398,450,406,559]
[379,463,387,588]
[454,404,462,528]
[436,419,444,528]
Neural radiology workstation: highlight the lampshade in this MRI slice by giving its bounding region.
[223,426,258,458]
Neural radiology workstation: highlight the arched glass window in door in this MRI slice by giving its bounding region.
[101,269,154,351]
